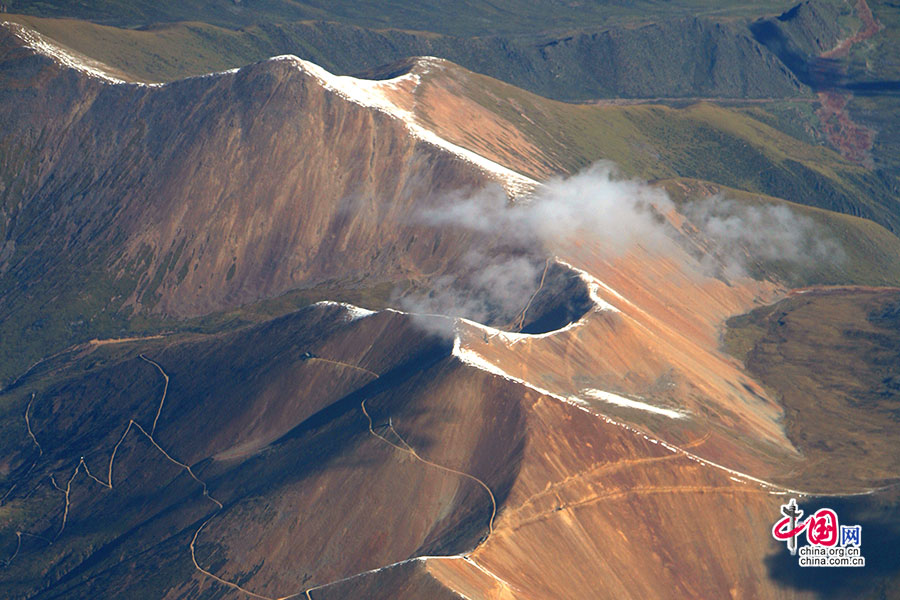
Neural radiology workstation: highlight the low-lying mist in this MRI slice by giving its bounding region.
[397,163,844,330]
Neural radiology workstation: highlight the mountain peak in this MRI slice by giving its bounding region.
[2,20,140,85]
[266,53,537,196]
[2,20,536,197]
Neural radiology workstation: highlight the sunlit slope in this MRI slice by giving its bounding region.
[2,16,894,230]
[725,288,900,490]
[400,58,900,234]
[659,178,900,287]
[5,304,895,599]
[0,306,511,598]
[0,25,533,383]
[2,19,900,600]
[2,19,899,391]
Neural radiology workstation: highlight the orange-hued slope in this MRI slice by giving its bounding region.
[2,22,899,600]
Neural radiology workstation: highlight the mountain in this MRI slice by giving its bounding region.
[2,12,810,102]
[1,9,900,600]
[2,19,900,385]
[0,22,539,381]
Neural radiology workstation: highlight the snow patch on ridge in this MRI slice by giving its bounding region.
[450,336,829,496]
[452,335,581,405]
[4,22,159,86]
[454,257,623,345]
[453,334,684,420]
[458,316,585,346]
[582,388,685,419]
[313,301,376,322]
[554,259,623,313]
[6,21,536,196]
[300,299,855,497]
[271,55,538,197]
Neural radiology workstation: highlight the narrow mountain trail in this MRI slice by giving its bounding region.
[455,555,521,594]
[511,257,551,331]
[48,461,87,539]
[1,394,44,505]
[506,429,713,519]
[191,516,273,600]
[24,392,42,459]
[2,334,170,394]
[360,398,497,536]
[298,379,500,599]
[183,356,499,600]
[510,484,774,532]
[3,532,21,568]
[139,354,169,435]
[5,328,742,597]
[306,357,380,379]
[507,452,684,520]
[3,346,502,599]
[1,356,203,559]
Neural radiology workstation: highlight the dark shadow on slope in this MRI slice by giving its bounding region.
[519,262,594,334]
[750,9,900,97]
[764,491,900,598]
[749,19,842,91]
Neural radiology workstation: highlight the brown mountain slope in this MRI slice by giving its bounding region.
[0,22,544,383]
[0,305,519,598]
[0,23,515,319]
[4,304,896,599]
[2,20,900,600]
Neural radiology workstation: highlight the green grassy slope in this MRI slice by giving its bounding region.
[443,66,900,233]
[724,288,900,490]
[2,12,809,100]
[10,16,887,234]
[6,0,797,35]
[661,178,900,288]
[1,15,898,388]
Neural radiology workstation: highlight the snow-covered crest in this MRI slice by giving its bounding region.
[313,301,376,322]
[272,55,538,197]
[6,20,536,197]
[3,22,158,86]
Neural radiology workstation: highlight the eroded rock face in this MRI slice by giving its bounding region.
[3,22,899,600]
[7,304,894,600]
[0,31,507,322]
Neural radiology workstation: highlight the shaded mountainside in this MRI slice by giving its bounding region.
[0,34,485,317]
[1,15,900,600]
[2,21,900,386]
[3,304,897,599]
[750,0,848,89]
[4,0,799,37]
[0,24,538,383]
[3,12,808,101]
[0,305,523,599]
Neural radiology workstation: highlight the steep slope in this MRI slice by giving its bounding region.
[0,305,520,598]
[0,22,539,382]
[378,56,900,235]
[5,18,897,231]
[2,22,899,478]
[725,288,900,490]
[3,302,898,599]
[2,17,900,600]
[2,12,808,101]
